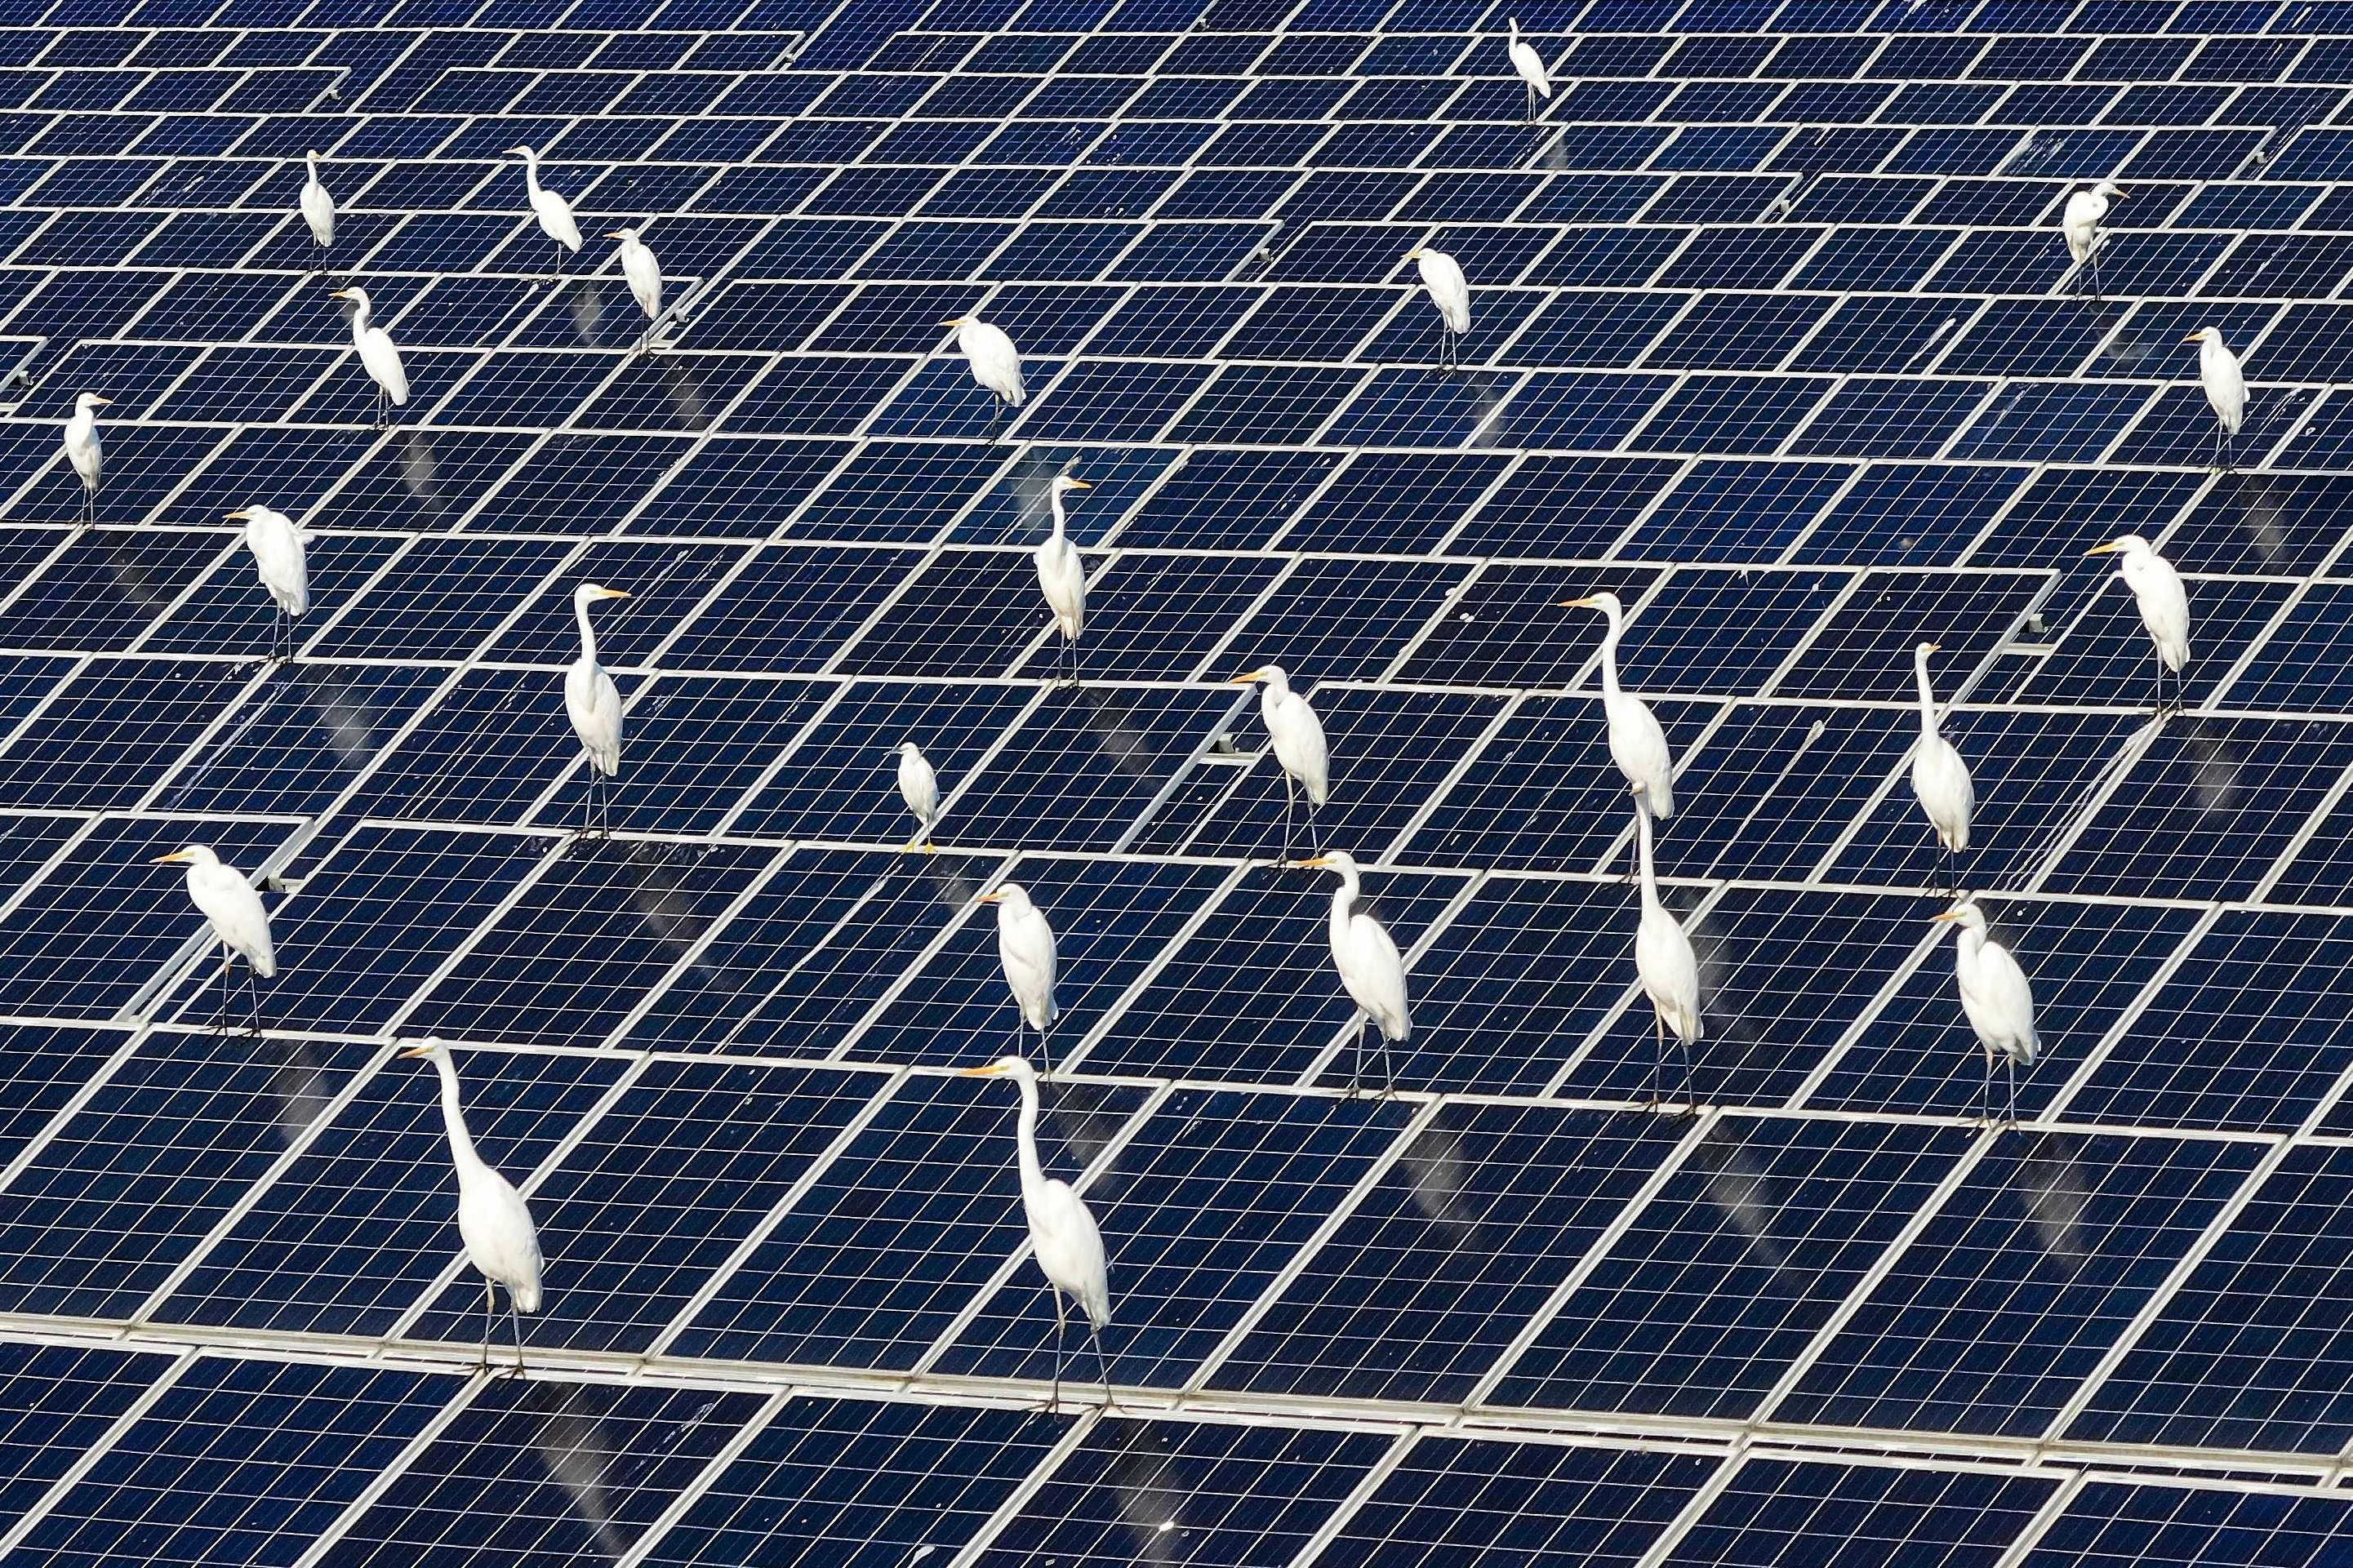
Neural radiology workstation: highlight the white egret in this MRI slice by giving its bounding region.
[1910,641,1974,893]
[1507,19,1553,121]
[896,740,941,851]
[399,1039,543,1374]
[229,505,309,662]
[943,316,1025,423]
[1229,664,1330,860]
[2084,535,2191,716]
[1405,247,1470,369]
[2185,326,2247,470]
[959,1055,1110,1409]
[976,882,1058,1065]
[1559,592,1675,870]
[63,393,107,526]
[1630,785,1702,1106]
[566,584,630,834]
[300,150,335,260]
[606,228,661,353]
[1290,850,1410,1093]
[1035,474,1090,688]
[153,845,274,1036]
[506,145,580,281]
[2062,180,2121,295]
[329,287,408,429]
[1930,897,2039,1126]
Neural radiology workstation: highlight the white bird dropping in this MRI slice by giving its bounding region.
[152,844,275,1036]
[2084,535,2191,717]
[1230,664,1330,860]
[64,393,107,525]
[2184,326,2247,470]
[959,1055,1110,1409]
[1909,641,1974,894]
[400,1039,543,1374]
[300,149,335,255]
[229,505,309,662]
[1405,247,1470,368]
[1507,18,1553,121]
[1932,897,2039,1126]
[977,883,1059,1062]
[896,740,941,851]
[944,317,1026,420]
[606,227,662,352]
[1035,474,1091,688]
[1290,850,1410,1094]
[2061,180,2121,294]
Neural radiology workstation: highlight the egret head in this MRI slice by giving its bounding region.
[605,227,638,242]
[574,583,631,609]
[2093,180,2124,199]
[1559,590,1626,620]
[1404,247,1424,261]
[1228,664,1290,689]
[1051,475,1091,497]
[958,1055,1037,1086]
[396,1038,450,1063]
[2084,534,2153,560]
[1931,897,1988,935]
[2182,326,2223,347]
[151,845,220,868]
[896,740,923,757]
[941,317,973,330]
[976,882,1032,913]
[73,393,110,413]
[1915,639,1942,659]
[1289,849,1361,879]
[328,285,370,312]
[504,145,539,162]
[305,149,321,164]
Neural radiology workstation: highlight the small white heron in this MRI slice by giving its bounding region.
[943,317,1025,424]
[329,287,408,429]
[1405,247,1470,369]
[229,505,309,662]
[1910,641,1974,893]
[976,882,1059,1066]
[153,844,274,1036]
[1630,784,1702,1107]
[1931,896,2039,1126]
[566,584,630,834]
[896,740,941,851]
[1507,19,1553,121]
[300,150,335,261]
[959,1055,1110,1409]
[1230,664,1329,860]
[606,227,661,353]
[2084,535,2191,717]
[505,145,580,280]
[1035,474,1090,688]
[63,393,107,526]
[1290,850,1410,1094]
[400,1039,542,1375]
[2185,326,2247,470]
[1560,592,1675,869]
[2062,180,2121,295]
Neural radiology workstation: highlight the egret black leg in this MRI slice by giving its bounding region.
[509,1302,526,1377]
[1048,1289,1066,1414]
[1348,1014,1368,1098]
[1649,1011,1665,1109]
[1979,1051,1992,1127]
[216,951,230,1042]
[1281,773,1295,864]
[246,964,263,1035]
[480,1282,495,1374]
[2007,1056,2020,1127]
[1090,1326,1113,1407]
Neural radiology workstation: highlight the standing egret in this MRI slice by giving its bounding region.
[505,145,580,281]
[976,882,1059,1068]
[153,845,274,1037]
[1910,641,1974,893]
[943,317,1025,424]
[1405,247,1470,369]
[1035,474,1090,689]
[2062,180,2121,295]
[1559,592,1675,871]
[329,287,408,429]
[229,505,309,662]
[896,740,941,851]
[2185,326,2247,470]
[63,393,107,526]
[2084,535,2191,717]
[399,1039,542,1375]
[567,584,630,835]
[1290,851,1411,1094]
[959,1055,1110,1410]
[606,228,661,353]
[1930,897,2039,1126]
[1507,19,1553,122]
[1630,784,1702,1107]
[1229,664,1329,860]
[300,150,335,265]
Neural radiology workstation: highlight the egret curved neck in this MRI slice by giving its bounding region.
[1915,655,1941,735]
[1635,798,1662,910]
[1595,612,1625,696]
[426,1052,485,1174]
[574,597,600,665]
[1048,489,1069,541]
[520,155,544,199]
[1011,1070,1047,1200]
[1327,866,1362,939]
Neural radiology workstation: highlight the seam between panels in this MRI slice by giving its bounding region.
[286,1369,497,1568]
[1279,1426,1422,1568]
[609,1388,798,1568]
[1783,917,1960,1112]
[943,1404,1109,1568]
[1630,1445,1753,1568]
[1296,867,1485,1092]
[822,856,1022,1063]
[591,846,812,1050]
[1107,686,1258,856]
[1181,1095,1447,1396]
[375,835,572,1037]
[1370,689,1526,868]
[0,1344,200,1561]
[2035,902,2227,1124]
[0,1024,148,1198]
[1990,1468,2093,1568]
[1537,877,1741,1100]
[1055,857,1253,1076]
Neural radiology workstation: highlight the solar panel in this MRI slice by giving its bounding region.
[0,0,2342,1560]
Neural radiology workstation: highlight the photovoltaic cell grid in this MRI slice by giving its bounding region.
[0,0,2342,1561]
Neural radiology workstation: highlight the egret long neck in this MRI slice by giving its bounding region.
[1915,654,1941,736]
[1635,798,1662,913]
[574,597,599,666]
[1048,489,1068,543]
[1597,611,1625,697]
[1012,1070,1047,1203]
[427,1052,486,1176]
[521,155,543,200]
[1328,865,1360,946]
